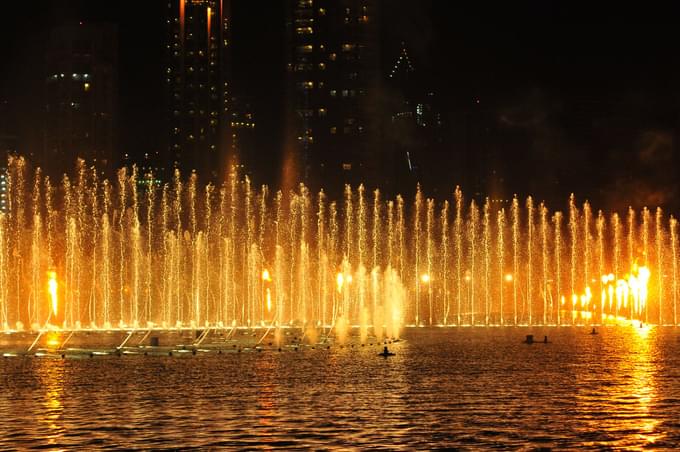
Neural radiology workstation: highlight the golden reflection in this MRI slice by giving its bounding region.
[37,358,65,445]
[578,326,664,448]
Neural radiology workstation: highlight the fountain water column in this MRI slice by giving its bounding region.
[74,161,87,327]
[357,185,367,326]
[483,199,490,325]
[497,209,505,325]
[526,197,534,325]
[329,201,339,325]
[228,168,238,324]
[540,203,548,325]
[274,191,285,325]
[371,190,380,321]
[0,212,7,328]
[397,195,405,288]
[596,211,605,324]
[642,207,650,323]
[173,170,183,325]
[203,184,214,323]
[44,177,56,322]
[553,212,562,325]
[670,216,678,325]
[88,169,100,326]
[413,186,422,325]
[440,200,450,324]
[612,213,621,319]
[131,167,141,326]
[583,201,592,321]
[511,196,519,325]
[656,208,663,324]
[569,195,578,325]
[454,188,463,325]
[468,200,478,325]
[30,169,42,325]
[318,191,327,326]
[426,198,434,325]
[627,207,635,319]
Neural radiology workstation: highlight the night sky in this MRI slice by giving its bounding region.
[1,1,679,211]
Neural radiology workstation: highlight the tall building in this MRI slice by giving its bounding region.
[385,42,443,193]
[166,0,233,179]
[285,0,382,191]
[44,23,118,178]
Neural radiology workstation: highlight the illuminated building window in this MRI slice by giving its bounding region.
[329,53,337,61]
[297,45,313,53]
[319,8,325,15]
[83,82,91,92]
[296,27,313,34]
[318,63,326,70]
[318,108,326,117]
[330,90,337,97]
[342,44,355,52]
[330,126,337,134]
[342,163,352,170]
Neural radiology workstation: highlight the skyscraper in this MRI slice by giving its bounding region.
[285,0,382,191]
[166,0,232,179]
[44,23,118,178]
[385,42,443,193]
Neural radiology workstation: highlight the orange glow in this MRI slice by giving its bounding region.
[262,268,271,282]
[206,6,211,50]
[336,273,344,292]
[48,271,58,317]
[179,0,185,43]
[421,274,430,283]
[504,273,513,282]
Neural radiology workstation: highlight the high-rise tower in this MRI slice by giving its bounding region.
[285,0,382,191]
[44,23,118,178]
[166,0,232,179]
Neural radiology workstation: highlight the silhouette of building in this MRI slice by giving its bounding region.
[385,42,443,194]
[166,0,233,179]
[285,0,382,191]
[44,23,118,179]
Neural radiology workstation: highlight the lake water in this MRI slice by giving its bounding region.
[2,326,680,450]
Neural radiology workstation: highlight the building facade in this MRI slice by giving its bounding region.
[166,0,233,180]
[44,23,118,179]
[285,0,382,191]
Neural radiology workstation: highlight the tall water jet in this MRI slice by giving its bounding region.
[511,196,519,325]
[553,212,563,325]
[454,187,463,325]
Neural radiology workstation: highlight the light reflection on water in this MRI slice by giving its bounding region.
[2,327,680,449]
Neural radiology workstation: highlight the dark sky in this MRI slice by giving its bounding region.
[1,1,679,210]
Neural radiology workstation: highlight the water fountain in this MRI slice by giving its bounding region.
[0,155,678,338]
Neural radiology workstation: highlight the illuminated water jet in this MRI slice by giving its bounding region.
[0,156,677,335]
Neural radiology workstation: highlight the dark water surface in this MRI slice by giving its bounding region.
[2,326,680,450]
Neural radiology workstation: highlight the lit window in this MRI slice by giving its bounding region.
[318,63,326,70]
[318,108,326,117]
[329,53,336,61]
[319,7,325,15]
[297,45,313,53]
[330,126,337,134]
[83,82,91,92]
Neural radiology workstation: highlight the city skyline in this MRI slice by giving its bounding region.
[0,2,679,210]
